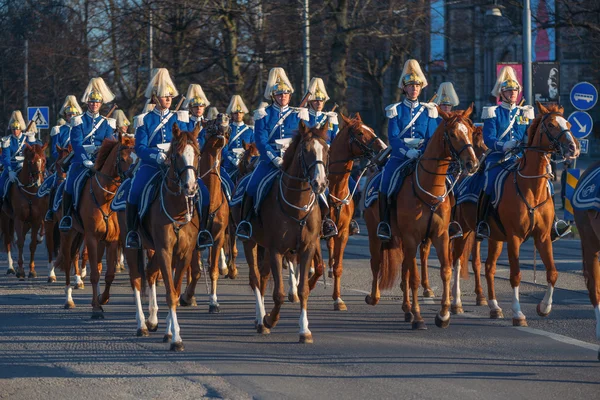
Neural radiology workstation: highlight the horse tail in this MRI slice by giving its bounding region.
[379,237,401,290]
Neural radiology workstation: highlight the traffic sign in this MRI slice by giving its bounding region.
[27,107,50,129]
[570,82,597,111]
[567,111,593,139]
[579,138,589,154]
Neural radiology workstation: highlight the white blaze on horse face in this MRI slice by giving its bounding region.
[182,144,197,194]
[312,140,327,190]
[457,123,477,160]
[361,124,388,150]
[555,116,579,156]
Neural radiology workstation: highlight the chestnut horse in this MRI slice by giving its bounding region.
[56,135,135,315]
[232,121,329,343]
[476,103,579,326]
[573,161,600,361]
[324,114,387,311]
[364,105,479,329]
[180,114,231,312]
[1,143,47,280]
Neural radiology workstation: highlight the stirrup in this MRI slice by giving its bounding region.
[475,221,490,241]
[551,220,571,242]
[44,209,54,222]
[448,221,463,240]
[322,218,338,239]
[349,219,360,236]
[376,221,391,242]
[59,216,72,232]
[196,230,214,250]
[125,231,141,249]
[236,221,252,241]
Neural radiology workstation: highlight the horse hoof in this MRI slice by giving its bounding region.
[162,334,172,343]
[299,333,313,344]
[91,312,104,320]
[75,283,84,290]
[6,268,15,275]
[170,342,185,352]
[136,328,149,337]
[98,295,109,306]
[476,297,488,306]
[490,309,504,319]
[179,295,197,307]
[328,271,333,279]
[423,289,435,298]
[404,312,414,323]
[227,270,238,280]
[365,295,379,306]
[333,301,347,311]
[288,293,300,303]
[536,303,550,317]
[263,314,278,330]
[47,276,56,283]
[451,305,464,315]
[63,301,75,309]
[257,325,271,335]
[219,268,229,276]
[435,314,450,329]
[147,322,158,332]
[208,304,220,314]
[512,318,527,327]
[28,271,37,279]
[412,320,427,330]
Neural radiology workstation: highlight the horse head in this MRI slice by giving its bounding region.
[530,102,580,160]
[284,121,329,195]
[472,125,488,159]
[339,113,387,161]
[55,144,72,177]
[94,134,136,181]
[437,103,479,175]
[23,143,47,186]
[117,133,136,180]
[239,140,260,175]
[167,123,201,197]
[203,113,231,151]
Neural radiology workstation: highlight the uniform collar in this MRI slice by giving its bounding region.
[309,109,323,117]
[11,133,23,141]
[153,108,171,117]
[86,111,100,119]
[272,103,290,113]
[232,121,245,127]
[191,115,204,122]
[403,98,420,109]
[500,101,517,111]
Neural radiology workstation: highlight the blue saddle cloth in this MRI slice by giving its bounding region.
[53,181,65,212]
[110,177,132,212]
[363,172,382,209]
[231,174,251,207]
[490,168,512,209]
[73,168,93,210]
[573,165,600,211]
[456,171,485,206]
[37,173,57,198]
[220,170,234,203]
[231,169,280,213]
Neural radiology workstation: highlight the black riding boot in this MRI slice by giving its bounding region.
[45,188,56,222]
[476,192,492,241]
[376,193,391,241]
[197,205,214,250]
[236,195,254,241]
[59,192,74,232]
[550,196,571,241]
[125,203,141,249]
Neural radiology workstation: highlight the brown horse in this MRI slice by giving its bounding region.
[1,143,47,280]
[479,103,579,326]
[364,105,479,329]
[324,114,387,311]
[232,121,329,343]
[56,135,135,315]
[180,114,231,312]
[573,161,600,361]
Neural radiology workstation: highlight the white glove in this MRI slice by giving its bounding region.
[503,140,518,152]
[156,153,167,165]
[8,170,17,182]
[406,149,420,159]
[83,159,94,169]
[272,157,284,168]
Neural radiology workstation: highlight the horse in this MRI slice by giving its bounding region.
[56,135,135,315]
[474,103,579,326]
[232,121,329,343]
[180,114,231,313]
[324,113,387,311]
[573,161,600,361]
[1,143,47,280]
[124,123,201,350]
[364,105,479,329]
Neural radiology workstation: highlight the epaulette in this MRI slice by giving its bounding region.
[326,111,339,125]
[481,106,498,120]
[295,107,309,121]
[50,126,60,137]
[1,136,10,148]
[176,110,190,123]
[518,105,535,120]
[385,103,401,118]
[71,115,83,127]
[253,107,267,121]
[421,102,439,119]
[105,117,116,130]
[134,113,148,129]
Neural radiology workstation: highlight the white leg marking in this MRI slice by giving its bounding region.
[288,261,298,298]
[170,309,181,344]
[75,274,83,287]
[48,262,56,278]
[451,260,462,307]
[489,299,501,311]
[65,286,73,305]
[299,308,311,335]
[164,310,172,336]
[80,266,87,280]
[7,249,14,271]
[209,293,218,306]
[511,286,526,320]
[334,297,344,305]
[254,287,266,325]
[539,285,554,315]
[148,283,158,327]
[134,288,147,331]
[219,248,228,274]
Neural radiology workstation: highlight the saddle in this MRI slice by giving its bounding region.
[363,159,416,208]
[231,168,280,214]
[37,173,57,198]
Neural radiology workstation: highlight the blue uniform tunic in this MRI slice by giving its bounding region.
[186,115,207,150]
[222,122,254,175]
[0,133,38,198]
[246,104,308,198]
[64,111,116,195]
[380,99,438,196]
[307,109,339,144]
[50,124,72,163]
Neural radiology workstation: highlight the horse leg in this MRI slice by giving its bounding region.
[308,247,324,290]
[451,235,467,315]
[298,246,316,343]
[180,250,200,307]
[406,243,425,330]
[45,222,56,283]
[365,217,382,306]
[420,239,435,298]
[332,232,348,311]
[218,248,228,277]
[15,220,26,280]
[147,258,160,333]
[5,224,15,275]
[81,245,88,280]
[28,222,40,279]
[73,247,84,289]
[127,247,149,337]
[159,249,183,351]
[246,241,268,333]
[432,233,452,328]
[227,227,238,279]
[485,240,505,319]
[208,246,221,313]
[169,260,188,351]
[400,256,413,322]
[99,241,117,305]
[471,235,487,305]
[506,236,527,326]
[533,234,559,318]
[287,258,300,303]
[88,238,106,319]
[61,233,76,309]
[327,237,334,279]
[263,250,284,330]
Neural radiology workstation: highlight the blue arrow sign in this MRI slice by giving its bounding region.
[570,82,597,111]
[567,111,593,139]
[27,106,50,129]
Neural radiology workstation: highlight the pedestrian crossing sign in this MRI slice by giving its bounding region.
[27,107,50,129]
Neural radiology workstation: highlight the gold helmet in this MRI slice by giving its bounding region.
[226,94,249,114]
[144,68,179,99]
[307,77,330,102]
[273,77,292,95]
[501,78,520,92]
[8,111,26,131]
[189,96,207,107]
[434,82,460,107]
[492,66,521,97]
[88,90,103,103]
[264,68,294,100]
[398,59,428,89]
[81,77,115,104]
[183,84,210,108]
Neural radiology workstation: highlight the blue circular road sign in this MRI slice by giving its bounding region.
[570,82,598,111]
[567,111,593,139]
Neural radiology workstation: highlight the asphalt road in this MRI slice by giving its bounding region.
[0,221,598,400]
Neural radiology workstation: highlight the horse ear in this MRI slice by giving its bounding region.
[537,101,549,115]
[298,120,309,136]
[354,112,362,122]
[192,121,201,138]
[24,142,32,151]
[172,122,181,139]
[437,105,449,121]
[242,140,249,150]
[42,142,48,152]
[340,113,351,126]
[463,103,474,120]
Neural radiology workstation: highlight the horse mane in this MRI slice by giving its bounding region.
[527,104,564,146]
[94,138,119,169]
[168,127,200,157]
[281,125,328,171]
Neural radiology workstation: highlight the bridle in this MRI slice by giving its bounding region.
[329,124,382,174]
[164,141,200,197]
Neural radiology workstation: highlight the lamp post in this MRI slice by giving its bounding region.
[523,0,533,105]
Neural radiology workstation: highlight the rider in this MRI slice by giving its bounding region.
[113,110,133,138]
[59,78,116,232]
[222,95,254,176]
[476,66,570,241]
[126,68,193,249]
[377,59,438,241]
[206,107,219,121]
[236,67,309,240]
[184,84,209,149]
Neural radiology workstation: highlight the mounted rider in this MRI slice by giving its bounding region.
[125,68,192,249]
[113,110,133,138]
[377,59,439,241]
[184,84,209,149]
[236,67,309,240]
[222,95,254,176]
[206,107,219,121]
[476,66,570,241]
[58,78,116,232]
